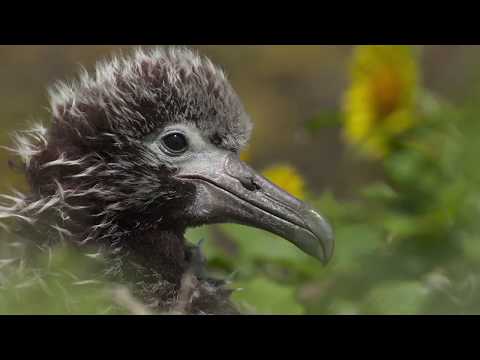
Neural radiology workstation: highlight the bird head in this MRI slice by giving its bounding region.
[19,47,333,263]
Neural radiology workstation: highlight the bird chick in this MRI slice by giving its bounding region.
[0,47,333,314]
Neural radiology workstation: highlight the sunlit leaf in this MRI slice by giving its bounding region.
[232,276,304,314]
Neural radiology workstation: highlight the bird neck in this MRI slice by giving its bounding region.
[121,226,189,287]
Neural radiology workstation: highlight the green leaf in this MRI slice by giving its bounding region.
[219,224,309,265]
[232,277,304,314]
[360,182,398,202]
[382,213,418,239]
[363,280,428,314]
[330,224,384,273]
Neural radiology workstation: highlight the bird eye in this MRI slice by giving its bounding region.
[162,132,188,154]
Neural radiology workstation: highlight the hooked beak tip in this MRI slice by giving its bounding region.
[301,208,334,264]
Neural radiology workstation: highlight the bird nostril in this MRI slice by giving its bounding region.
[224,154,261,192]
[240,176,261,192]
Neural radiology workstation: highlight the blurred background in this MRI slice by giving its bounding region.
[2,45,480,314]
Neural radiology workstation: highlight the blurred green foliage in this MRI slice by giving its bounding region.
[0,244,133,314]
[186,46,480,314]
[2,45,480,314]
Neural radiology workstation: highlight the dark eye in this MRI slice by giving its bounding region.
[162,132,188,154]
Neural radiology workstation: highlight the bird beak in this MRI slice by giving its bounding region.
[177,153,334,264]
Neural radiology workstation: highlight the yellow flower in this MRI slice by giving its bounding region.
[262,164,306,200]
[343,45,419,158]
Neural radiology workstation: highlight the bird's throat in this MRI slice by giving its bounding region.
[123,227,189,287]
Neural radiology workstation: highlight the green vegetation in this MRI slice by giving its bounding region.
[188,46,480,314]
[2,45,480,314]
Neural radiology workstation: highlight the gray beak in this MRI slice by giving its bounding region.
[177,153,334,264]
